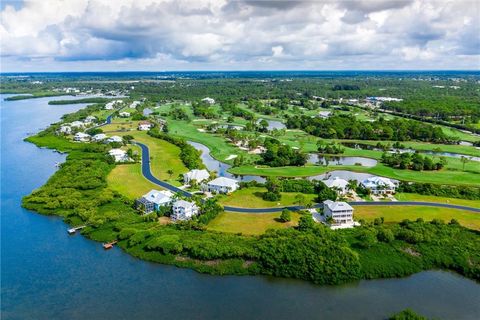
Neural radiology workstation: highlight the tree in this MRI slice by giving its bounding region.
[167,169,174,179]
[294,194,306,206]
[279,209,292,222]
[259,119,269,132]
[297,214,315,231]
[460,156,469,171]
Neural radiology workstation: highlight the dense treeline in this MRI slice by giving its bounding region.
[286,114,451,143]
[398,182,480,200]
[381,152,445,171]
[48,97,113,105]
[148,129,204,169]
[261,137,308,166]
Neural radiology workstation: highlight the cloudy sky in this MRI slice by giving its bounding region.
[1,0,479,72]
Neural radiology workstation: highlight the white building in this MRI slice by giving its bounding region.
[84,116,97,124]
[119,111,131,117]
[318,111,332,119]
[70,121,85,129]
[73,132,90,142]
[361,176,396,195]
[172,200,199,221]
[105,100,122,110]
[130,101,141,108]
[324,177,349,195]
[58,125,72,135]
[136,189,174,214]
[323,200,355,226]
[183,169,210,184]
[201,97,215,105]
[203,177,239,194]
[138,121,152,131]
[108,149,130,162]
[92,133,108,142]
[106,136,123,144]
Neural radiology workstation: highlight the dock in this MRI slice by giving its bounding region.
[103,240,118,250]
[67,225,86,234]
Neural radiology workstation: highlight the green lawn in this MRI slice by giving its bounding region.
[218,187,317,208]
[207,211,301,235]
[354,205,480,231]
[395,193,480,208]
[107,163,161,199]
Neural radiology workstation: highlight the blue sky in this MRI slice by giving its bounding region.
[1,0,479,72]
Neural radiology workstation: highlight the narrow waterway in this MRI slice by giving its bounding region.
[1,95,480,320]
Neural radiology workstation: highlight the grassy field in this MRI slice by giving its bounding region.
[101,125,188,185]
[207,211,301,235]
[395,193,480,208]
[107,163,161,199]
[353,205,480,230]
[218,187,317,208]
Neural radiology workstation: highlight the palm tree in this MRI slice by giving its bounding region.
[460,156,469,171]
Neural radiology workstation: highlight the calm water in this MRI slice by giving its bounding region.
[2,95,480,320]
[308,154,378,167]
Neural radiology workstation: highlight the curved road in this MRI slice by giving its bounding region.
[135,142,480,213]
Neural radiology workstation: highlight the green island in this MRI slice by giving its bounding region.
[12,73,480,285]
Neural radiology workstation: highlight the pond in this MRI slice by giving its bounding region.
[308,154,378,167]
[308,170,385,183]
[187,141,266,183]
[2,94,479,319]
[258,118,286,130]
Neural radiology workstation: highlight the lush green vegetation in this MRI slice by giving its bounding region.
[397,182,480,200]
[381,152,445,171]
[48,97,113,105]
[389,309,428,320]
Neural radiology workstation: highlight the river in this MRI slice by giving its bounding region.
[1,94,479,320]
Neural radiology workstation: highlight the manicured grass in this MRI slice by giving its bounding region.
[107,163,161,199]
[207,211,301,235]
[353,205,480,231]
[395,193,480,208]
[229,163,480,186]
[101,125,188,185]
[218,187,317,208]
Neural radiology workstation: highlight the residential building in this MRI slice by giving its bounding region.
[84,115,97,124]
[70,121,85,129]
[106,135,123,144]
[183,169,210,184]
[58,125,72,135]
[119,111,131,117]
[361,176,396,194]
[138,121,152,131]
[318,110,332,119]
[203,177,239,194]
[201,97,215,105]
[143,108,153,116]
[172,200,199,221]
[324,177,349,195]
[108,149,130,162]
[92,133,108,142]
[323,200,354,225]
[73,132,90,142]
[135,189,174,214]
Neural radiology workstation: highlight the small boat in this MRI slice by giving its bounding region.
[103,240,118,250]
[67,225,86,235]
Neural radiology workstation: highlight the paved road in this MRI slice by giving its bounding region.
[135,142,480,213]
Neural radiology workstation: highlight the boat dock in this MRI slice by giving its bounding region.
[103,240,118,250]
[67,225,86,234]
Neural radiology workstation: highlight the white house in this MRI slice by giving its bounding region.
[70,121,85,129]
[58,125,72,135]
[73,132,90,142]
[136,189,174,214]
[361,176,396,195]
[106,135,123,144]
[203,177,239,194]
[130,101,141,108]
[201,97,215,105]
[318,111,332,119]
[138,121,152,131]
[324,177,349,195]
[323,200,355,228]
[183,169,210,184]
[119,111,131,117]
[84,115,97,124]
[92,133,108,142]
[108,149,130,162]
[172,200,199,221]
